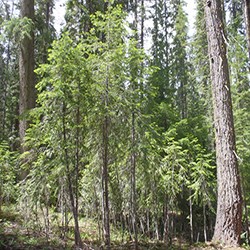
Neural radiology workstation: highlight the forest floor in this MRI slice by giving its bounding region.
[0,205,249,250]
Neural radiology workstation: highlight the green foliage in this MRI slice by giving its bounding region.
[34,0,56,64]
[0,142,19,203]
[20,5,154,237]
[0,2,19,146]
[159,121,216,207]
[227,6,250,208]
[2,17,34,44]
[20,32,92,204]
[2,0,248,245]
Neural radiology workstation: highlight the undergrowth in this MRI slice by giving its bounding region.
[0,205,249,250]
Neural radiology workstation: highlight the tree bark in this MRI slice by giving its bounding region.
[203,203,207,242]
[62,104,83,248]
[130,111,138,250]
[19,0,35,150]
[101,69,111,249]
[102,114,111,250]
[189,195,193,243]
[244,0,250,62]
[204,0,242,246]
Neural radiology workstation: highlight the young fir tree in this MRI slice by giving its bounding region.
[150,0,177,130]
[190,0,211,121]
[22,3,152,248]
[170,0,188,119]
[86,5,152,247]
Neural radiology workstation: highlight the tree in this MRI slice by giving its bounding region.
[244,0,250,61]
[171,1,189,119]
[23,35,91,248]
[35,0,56,64]
[204,0,242,246]
[0,1,20,150]
[227,0,250,243]
[19,0,35,150]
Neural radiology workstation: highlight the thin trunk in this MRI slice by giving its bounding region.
[163,196,169,244]
[44,188,50,238]
[140,0,144,48]
[0,179,2,213]
[153,179,159,241]
[74,102,82,247]
[102,115,110,249]
[131,0,139,247]
[131,111,138,250]
[204,0,242,246]
[0,3,10,141]
[43,0,51,63]
[62,104,82,248]
[203,203,207,242]
[1,66,7,141]
[244,0,250,62]
[242,180,250,244]
[1,9,11,140]
[101,67,111,249]
[60,183,69,240]
[189,197,193,243]
[100,7,111,248]
[146,209,150,237]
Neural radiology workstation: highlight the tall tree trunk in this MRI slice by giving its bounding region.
[102,115,110,249]
[131,112,138,250]
[204,0,242,246]
[62,104,83,248]
[244,0,250,62]
[102,74,111,250]
[19,0,35,150]
[130,0,139,249]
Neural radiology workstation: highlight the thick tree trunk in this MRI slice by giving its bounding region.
[244,0,250,62]
[19,0,35,150]
[204,0,242,246]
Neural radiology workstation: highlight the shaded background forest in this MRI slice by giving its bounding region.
[0,0,250,249]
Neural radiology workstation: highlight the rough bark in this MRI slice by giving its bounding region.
[204,0,242,246]
[19,0,35,150]
[244,0,250,61]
